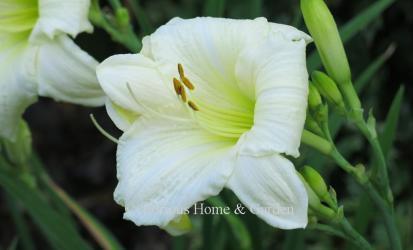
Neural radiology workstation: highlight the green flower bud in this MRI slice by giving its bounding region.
[3,120,32,166]
[301,166,336,208]
[308,83,322,110]
[305,114,324,136]
[311,71,345,109]
[301,0,351,85]
[297,172,336,221]
[301,166,328,199]
[116,8,130,28]
[297,172,322,210]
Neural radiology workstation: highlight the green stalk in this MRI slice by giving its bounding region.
[338,218,373,250]
[352,117,392,203]
[301,133,401,250]
[89,0,140,52]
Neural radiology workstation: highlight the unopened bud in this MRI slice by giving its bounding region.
[305,114,324,136]
[301,0,351,85]
[301,166,336,208]
[115,8,130,27]
[298,172,336,221]
[308,83,322,110]
[311,71,345,109]
[3,120,32,166]
[163,214,192,236]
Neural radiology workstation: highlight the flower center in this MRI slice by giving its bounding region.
[0,0,38,35]
[172,64,254,139]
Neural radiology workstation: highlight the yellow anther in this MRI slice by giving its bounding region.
[181,88,187,102]
[173,78,183,95]
[181,76,195,90]
[178,63,185,78]
[188,101,199,111]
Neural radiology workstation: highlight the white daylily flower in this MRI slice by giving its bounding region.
[0,0,105,140]
[97,17,312,230]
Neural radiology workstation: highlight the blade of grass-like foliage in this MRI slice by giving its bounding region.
[207,196,252,250]
[349,86,404,248]
[355,44,396,93]
[0,164,92,250]
[307,0,396,71]
[127,0,154,36]
[5,194,35,250]
[379,85,405,159]
[28,154,124,250]
[203,0,226,17]
[45,177,124,250]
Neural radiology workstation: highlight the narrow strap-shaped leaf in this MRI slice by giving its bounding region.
[308,0,396,71]
[355,44,396,93]
[0,164,92,250]
[207,196,252,250]
[5,194,35,250]
[203,0,226,17]
[379,85,405,159]
[127,0,154,36]
[45,178,125,250]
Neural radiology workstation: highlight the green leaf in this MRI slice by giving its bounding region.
[308,0,396,71]
[5,194,35,250]
[207,197,252,250]
[379,85,405,159]
[128,0,154,36]
[29,154,124,250]
[203,0,226,17]
[355,44,396,93]
[0,164,92,250]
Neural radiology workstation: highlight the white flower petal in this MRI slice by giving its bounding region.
[0,35,36,140]
[115,116,235,227]
[147,17,270,111]
[236,36,309,157]
[270,23,312,44]
[36,35,105,106]
[105,99,138,131]
[227,154,308,229]
[30,0,93,41]
[97,53,187,118]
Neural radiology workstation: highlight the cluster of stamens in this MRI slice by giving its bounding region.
[173,64,199,111]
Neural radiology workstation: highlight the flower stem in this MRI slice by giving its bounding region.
[301,132,402,250]
[338,218,373,250]
[353,117,393,203]
[89,0,140,52]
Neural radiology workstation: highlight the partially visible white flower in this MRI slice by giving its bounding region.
[97,17,312,231]
[0,0,105,140]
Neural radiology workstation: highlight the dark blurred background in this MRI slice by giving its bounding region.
[1,0,412,249]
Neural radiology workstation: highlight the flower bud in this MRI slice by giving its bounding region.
[116,8,131,28]
[301,0,351,85]
[3,120,32,166]
[297,172,336,220]
[308,83,322,110]
[311,71,345,109]
[301,166,336,208]
[305,114,323,136]
[163,214,192,236]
